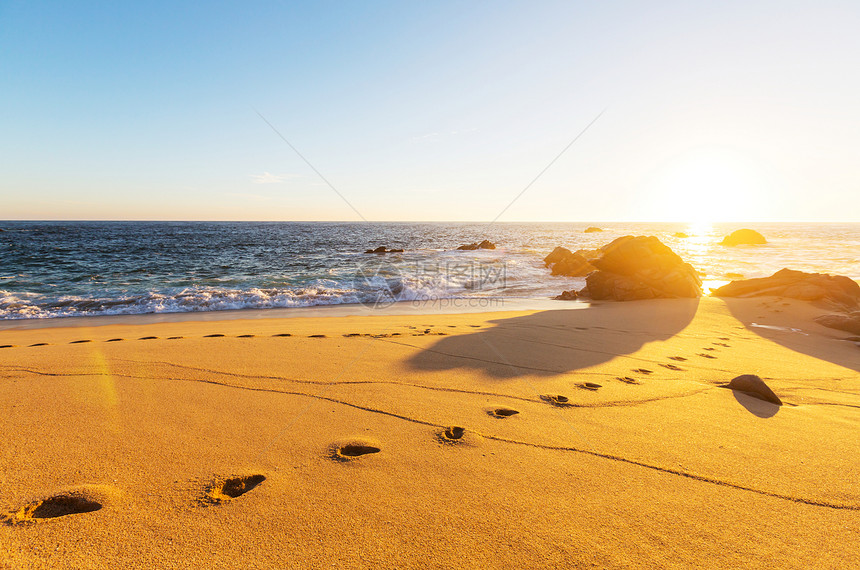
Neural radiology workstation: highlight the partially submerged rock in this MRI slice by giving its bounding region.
[814,313,860,335]
[712,269,860,308]
[579,236,702,301]
[725,374,782,405]
[543,246,597,277]
[553,290,578,301]
[364,246,404,254]
[720,229,767,246]
[584,227,603,233]
[673,232,689,238]
[457,240,496,251]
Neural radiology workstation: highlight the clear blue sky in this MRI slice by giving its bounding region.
[2,0,858,221]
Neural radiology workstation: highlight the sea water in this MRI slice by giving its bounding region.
[0,221,857,320]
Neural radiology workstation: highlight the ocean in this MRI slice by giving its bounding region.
[0,221,858,320]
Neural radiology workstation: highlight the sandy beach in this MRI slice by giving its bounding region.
[1,296,858,568]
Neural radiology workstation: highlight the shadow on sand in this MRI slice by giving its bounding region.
[720,298,860,373]
[730,390,780,418]
[407,299,700,379]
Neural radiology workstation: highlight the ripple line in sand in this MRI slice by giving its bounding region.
[1,362,854,510]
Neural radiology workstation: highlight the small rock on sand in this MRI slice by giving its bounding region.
[726,374,782,405]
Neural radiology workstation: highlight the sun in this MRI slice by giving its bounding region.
[643,148,770,224]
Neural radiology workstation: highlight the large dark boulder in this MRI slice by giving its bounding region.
[712,269,860,308]
[457,240,496,251]
[579,236,702,301]
[720,229,767,246]
[543,246,598,277]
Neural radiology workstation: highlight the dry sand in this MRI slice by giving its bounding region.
[1,297,858,569]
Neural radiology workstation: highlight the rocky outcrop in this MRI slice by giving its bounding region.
[579,236,702,301]
[673,232,689,238]
[553,290,578,301]
[457,240,495,251]
[720,229,766,246]
[814,313,860,335]
[711,269,860,308]
[364,246,404,254]
[584,227,603,233]
[725,374,782,405]
[543,247,598,277]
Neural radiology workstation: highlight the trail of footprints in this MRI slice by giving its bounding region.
[5,325,473,349]
[1,331,754,522]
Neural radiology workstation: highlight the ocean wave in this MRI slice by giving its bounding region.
[0,273,467,319]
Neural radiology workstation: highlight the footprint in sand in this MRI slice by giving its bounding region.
[4,494,102,524]
[660,363,685,371]
[204,334,225,338]
[0,345,15,349]
[29,343,49,347]
[70,340,92,344]
[541,394,571,406]
[439,426,467,443]
[332,440,382,461]
[309,334,327,338]
[579,382,602,391]
[237,334,255,338]
[272,333,292,337]
[343,333,362,337]
[702,347,716,351]
[616,376,640,384]
[106,338,124,342]
[632,368,653,375]
[488,407,519,418]
[203,474,266,504]
[139,336,158,341]
[713,342,730,347]
[698,353,717,359]
[668,356,687,361]
[167,336,184,340]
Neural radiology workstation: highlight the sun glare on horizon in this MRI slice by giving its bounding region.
[643,148,772,225]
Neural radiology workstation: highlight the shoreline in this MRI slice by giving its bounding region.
[0,297,589,331]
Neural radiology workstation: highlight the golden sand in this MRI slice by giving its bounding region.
[1,297,858,568]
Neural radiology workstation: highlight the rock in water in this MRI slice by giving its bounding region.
[726,374,782,405]
[720,229,767,246]
[457,240,496,250]
[543,246,598,277]
[673,232,689,238]
[580,236,702,301]
[544,246,573,266]
[364,246,404,254]
[712,269,860,308]
[584,226,603,233]
[553,290,578,300]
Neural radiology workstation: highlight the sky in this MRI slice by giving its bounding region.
[1,0,859,222]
